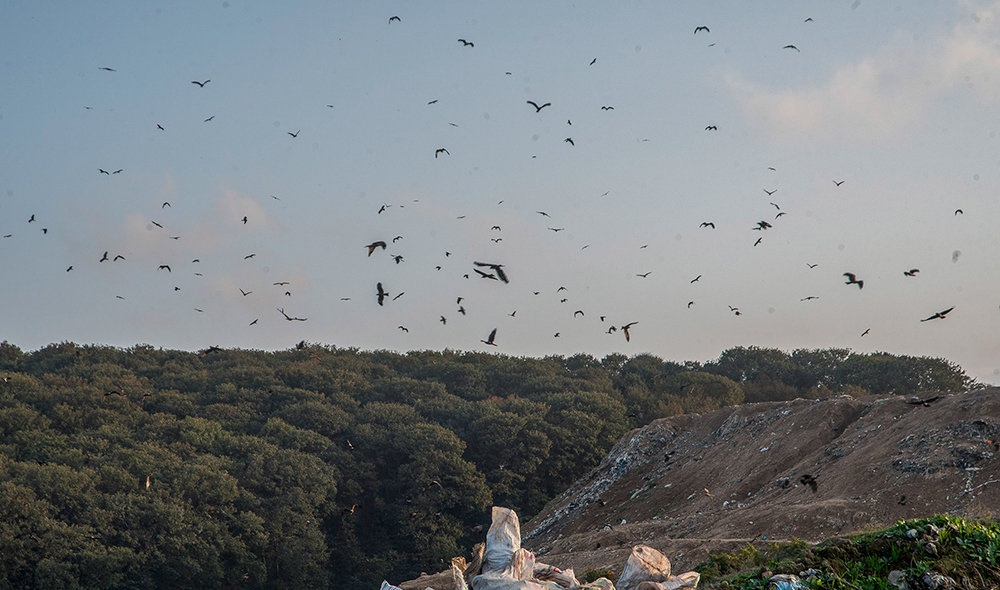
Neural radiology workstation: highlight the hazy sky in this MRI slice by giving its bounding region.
[3,1,999,384]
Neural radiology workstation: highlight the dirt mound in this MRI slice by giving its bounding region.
[522,389,1000,576]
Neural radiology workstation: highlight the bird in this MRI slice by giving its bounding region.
[800,296,819,301]
[243,253,255,260]
[536,211,550,217]
[365,241,387,256]
[277,308,307,321]
[526,100,552,112]
[621,322,638,341]
[249,319,258,326]
[203,115,214,122]
[687,301,695,308]
[904,269,920,276]
[392,235,403,242]
[99,66,116,72]
[191,79,211,87]
[783,44,800,52]
[807,263,819,269]
[427,99,438,105]
[574,310,584,317]
[636,272,652,278]
[66,266,73,272]
[753,237,763,247]
[833,179,846,186]
[705,125,718,131]
[392,255,404,264]
[763,188,777,196]
[161,201,171,208]
[100,251,109,262]
[481,328,498,346]
[273,281,290,286]
[700,222,715,229]
[113,255,125,261]
[799,474,818,492]
[473,261,508,283]
[388,15,401,23]
[589,57,597,65]
[376,282,388,306]
[754,220,772,230]
[775,212,787,219]
[150,220,163,228]
[770,202,781,210]
[694,26,710,34]
[457,39,474,47]
[921,307,955,322]
[398,326,409,332]
[239,288,252,296]
[288,129,300,138]
[99,169,110,175]
[157,123,165,131]
[241,216,248,224]
[547,227,565,232]
[861,328,871,337]
[440,316,447,325]
[158,265,171,272]
[27,214,35,223]
[843,272,864,289]
[690,275,702,283]
[435,148,450,158]
[601,106,615,110]
[955,208,964,215]
[564,137,574,146]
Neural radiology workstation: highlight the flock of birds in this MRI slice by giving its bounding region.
[4,7,983,365]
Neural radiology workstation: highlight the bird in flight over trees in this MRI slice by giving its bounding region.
[920,307,955,322]
[365,241,387,256]
[277,307,307,321]
[527,100,551,112]
[621,321,638,342]
[481,328,498,346]
[843,272,864,289]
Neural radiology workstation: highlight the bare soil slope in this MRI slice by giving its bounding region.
[521,389,1000,577]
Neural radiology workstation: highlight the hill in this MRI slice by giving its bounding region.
[521,389,1000,577]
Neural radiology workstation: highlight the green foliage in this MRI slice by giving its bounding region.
[697,516,1000,589]
[0,343,979,589]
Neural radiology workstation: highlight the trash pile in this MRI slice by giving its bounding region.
[385,507,700,590]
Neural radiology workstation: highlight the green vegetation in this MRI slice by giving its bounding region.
[0,341,976,589]
[697,515,1000,589]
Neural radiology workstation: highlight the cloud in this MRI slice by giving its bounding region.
[727,2,1000,141]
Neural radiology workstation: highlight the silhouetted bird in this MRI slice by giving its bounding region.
[783,44,800,52]
[435,148,449,158]
[904,269,920,276]
[365,241,387,256]
[621,322,638,342]
[473,261,508,283]
[457,39,474,47]
[700,222,715,228]
[481,328,498,346]
[694,26,710,34]
[527,100,551,112]
[843,272,864,289]
[920,307,955,322]
[376,282,388,306]
[191,79,210,87]
[388,15,401,23]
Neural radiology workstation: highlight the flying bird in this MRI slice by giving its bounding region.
[954,208,964,215]
[904,269,920,276]
[783,44,800,52]
[705,125,717,131]
[388,15,401,22]
[239,288,252,297]
[861,328,871,337]
[435,148,450,158]
[564,137,574,146]
[690,275,702,283]
[833,179,846,186]
[473,261,508,283]
[99,169,110,175]
[621,322,638,342]
[843,272,864,289]
[203,115,214,122]
[526,100,552,112]
[481,328,498,346]
[694,26,710,34]
[365,241,387,256]
[601,106,615,110]
[754,220,772,230]
[700,222,715,229]
[191,79,211,87]
[636,272,652,278]
[589,57,597,65]
[158,265,171,272]
[277,308,307,321]
[100,251,109,262]
[98,66,116,72]
[288,129,300,138]
[920,307,955,322]
[457,39,474,47]
[376,282,388,306]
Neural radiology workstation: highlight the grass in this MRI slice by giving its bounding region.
[695,515,1000,589]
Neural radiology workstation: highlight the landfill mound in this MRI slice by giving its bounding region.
[519,389,1000,577]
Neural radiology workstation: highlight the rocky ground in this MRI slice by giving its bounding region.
[404,389,1000,588]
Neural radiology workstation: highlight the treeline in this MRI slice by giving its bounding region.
[0,341,975,589]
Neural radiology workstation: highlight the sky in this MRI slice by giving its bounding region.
[2,1,1000,385]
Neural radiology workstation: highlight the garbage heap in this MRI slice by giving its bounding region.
[385,507,700,590]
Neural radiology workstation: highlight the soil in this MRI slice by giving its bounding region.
[402,388,1000,587]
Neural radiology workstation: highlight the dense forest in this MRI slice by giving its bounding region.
[0,341,977,589]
